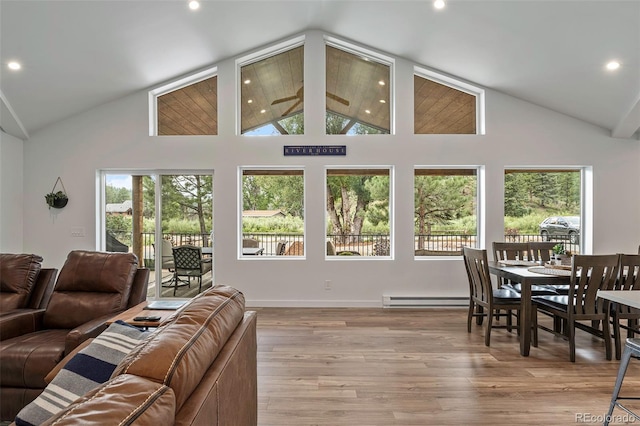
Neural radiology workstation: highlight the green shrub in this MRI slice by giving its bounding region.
[242,216,303,233]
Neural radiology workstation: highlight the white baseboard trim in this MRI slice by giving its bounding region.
[382,295,468,308]
[245,299,381,308]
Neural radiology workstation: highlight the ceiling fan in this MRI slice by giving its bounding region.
[271,87,350,117]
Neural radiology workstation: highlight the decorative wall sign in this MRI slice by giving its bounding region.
[284,145,346,156]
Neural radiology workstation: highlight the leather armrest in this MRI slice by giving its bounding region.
[0,309,45,341]
[64,313,113,354]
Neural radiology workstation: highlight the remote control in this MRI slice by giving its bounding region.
[133,316,161,322]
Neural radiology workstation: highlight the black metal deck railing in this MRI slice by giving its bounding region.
[106,230,578,263]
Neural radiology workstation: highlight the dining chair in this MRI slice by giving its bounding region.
[463,247,523,346]
[532,253,620,362]
[610,253,640,359]
[604,337,640,425]
[529,241,570,295]
[528,241,556,263]
[492,242,558,296]
[171,245,212,295]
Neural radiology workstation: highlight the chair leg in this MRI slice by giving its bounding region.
[603,313,613,361]
[532,307,538,348]
[485,310,493,347]
[613,312,622,360]
[569,319,576,362]
[604,342,634,425]
[476,305,484,325]
[506,310,513,332]
[173,272,178,296]
[467,300,474,333]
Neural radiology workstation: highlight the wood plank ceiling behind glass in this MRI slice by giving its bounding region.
[414,75,476,134]
[326,45,390,133]
[241,46,304,134]
[157,76,218,135]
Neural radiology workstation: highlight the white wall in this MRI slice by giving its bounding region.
[0,130,24,252]
[20,32,640,306]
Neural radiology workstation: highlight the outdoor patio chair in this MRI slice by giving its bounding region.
[243,238,259,248]
[171,245,212,295]
[276,241,287,256]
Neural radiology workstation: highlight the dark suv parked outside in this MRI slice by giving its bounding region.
[539,216,580,244]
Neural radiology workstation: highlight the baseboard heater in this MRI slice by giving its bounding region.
[382,295,468,308]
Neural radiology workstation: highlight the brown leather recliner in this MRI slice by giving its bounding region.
[0,250,149,421]
[0,253,58,316]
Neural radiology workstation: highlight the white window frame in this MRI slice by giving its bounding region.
[238,166,306,258]
[324,166,395,260]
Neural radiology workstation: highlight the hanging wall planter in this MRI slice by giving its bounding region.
[45,177,69,209]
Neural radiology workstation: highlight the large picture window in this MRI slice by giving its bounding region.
[241,169,305,256]
[326,168,392,257]
[414,168,478,256]
[504,169,582,254]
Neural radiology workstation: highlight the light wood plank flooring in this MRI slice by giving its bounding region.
[255,307,640,425]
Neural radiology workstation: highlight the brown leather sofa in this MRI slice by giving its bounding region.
[0,250,149,421]
[38,285,257,426]
[0,253,58,316]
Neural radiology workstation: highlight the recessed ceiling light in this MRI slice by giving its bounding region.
[260,109,266,114]
[365,109,371,114]
[7,61,21,71]
[247,99,253,104]
[378,80,385,86]
[379,99,386,104]
[244,79,251,84]
[188,1,200,10]
[606,61,620,71]
[434,0,445,10]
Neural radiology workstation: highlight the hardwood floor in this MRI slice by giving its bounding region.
[255,307,640,425]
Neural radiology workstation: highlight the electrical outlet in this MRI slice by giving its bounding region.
[325,280,332,290]
[70,227,85,237]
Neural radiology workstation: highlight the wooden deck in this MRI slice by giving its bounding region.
[255,307,640,425]
[146,270,213,299]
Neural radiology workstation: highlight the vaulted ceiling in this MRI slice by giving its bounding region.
[1,0,638,140]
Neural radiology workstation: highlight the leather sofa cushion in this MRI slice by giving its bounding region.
[40,374,175,426]
[0,254,43,312]
[113,285,245,411]
[44,251,138,329]
[1,329,67,388]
